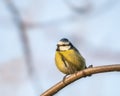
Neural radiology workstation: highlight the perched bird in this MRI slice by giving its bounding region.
[55,38,86,75]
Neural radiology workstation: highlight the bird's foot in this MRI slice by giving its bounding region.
[87,64,93,68]
[86,64,93,76]
[63,74,69,84]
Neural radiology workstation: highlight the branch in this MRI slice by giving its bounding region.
[40,64,120,96]
[63,0,92,14]
[5,0,33,75]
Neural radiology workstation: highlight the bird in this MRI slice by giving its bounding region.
[55,38,86,76]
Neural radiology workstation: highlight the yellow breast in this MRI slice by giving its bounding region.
[55,49,86,74]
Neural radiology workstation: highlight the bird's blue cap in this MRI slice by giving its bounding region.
[60,38,69,42]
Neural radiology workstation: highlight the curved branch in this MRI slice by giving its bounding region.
[40,64,120,96]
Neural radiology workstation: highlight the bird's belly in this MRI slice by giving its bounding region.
[55,60,78,74]
[56,54,84,74]
[55,52,85,74]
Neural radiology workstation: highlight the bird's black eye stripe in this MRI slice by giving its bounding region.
[57,44,70,46]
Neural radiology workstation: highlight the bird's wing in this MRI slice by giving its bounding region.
[59,52,69,68]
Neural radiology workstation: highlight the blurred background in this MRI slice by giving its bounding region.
[0,0,120,96]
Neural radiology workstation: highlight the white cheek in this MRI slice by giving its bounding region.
[59,46,71,51]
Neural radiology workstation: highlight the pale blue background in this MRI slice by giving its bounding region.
[0,0,120,96]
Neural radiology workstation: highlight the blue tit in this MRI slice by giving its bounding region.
[55,38,86,75]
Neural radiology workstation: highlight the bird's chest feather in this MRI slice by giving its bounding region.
[55,50,83,74]
[60,50,80,63]
[56,49,82,67]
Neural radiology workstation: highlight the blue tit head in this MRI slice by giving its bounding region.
[56,38,73,51]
